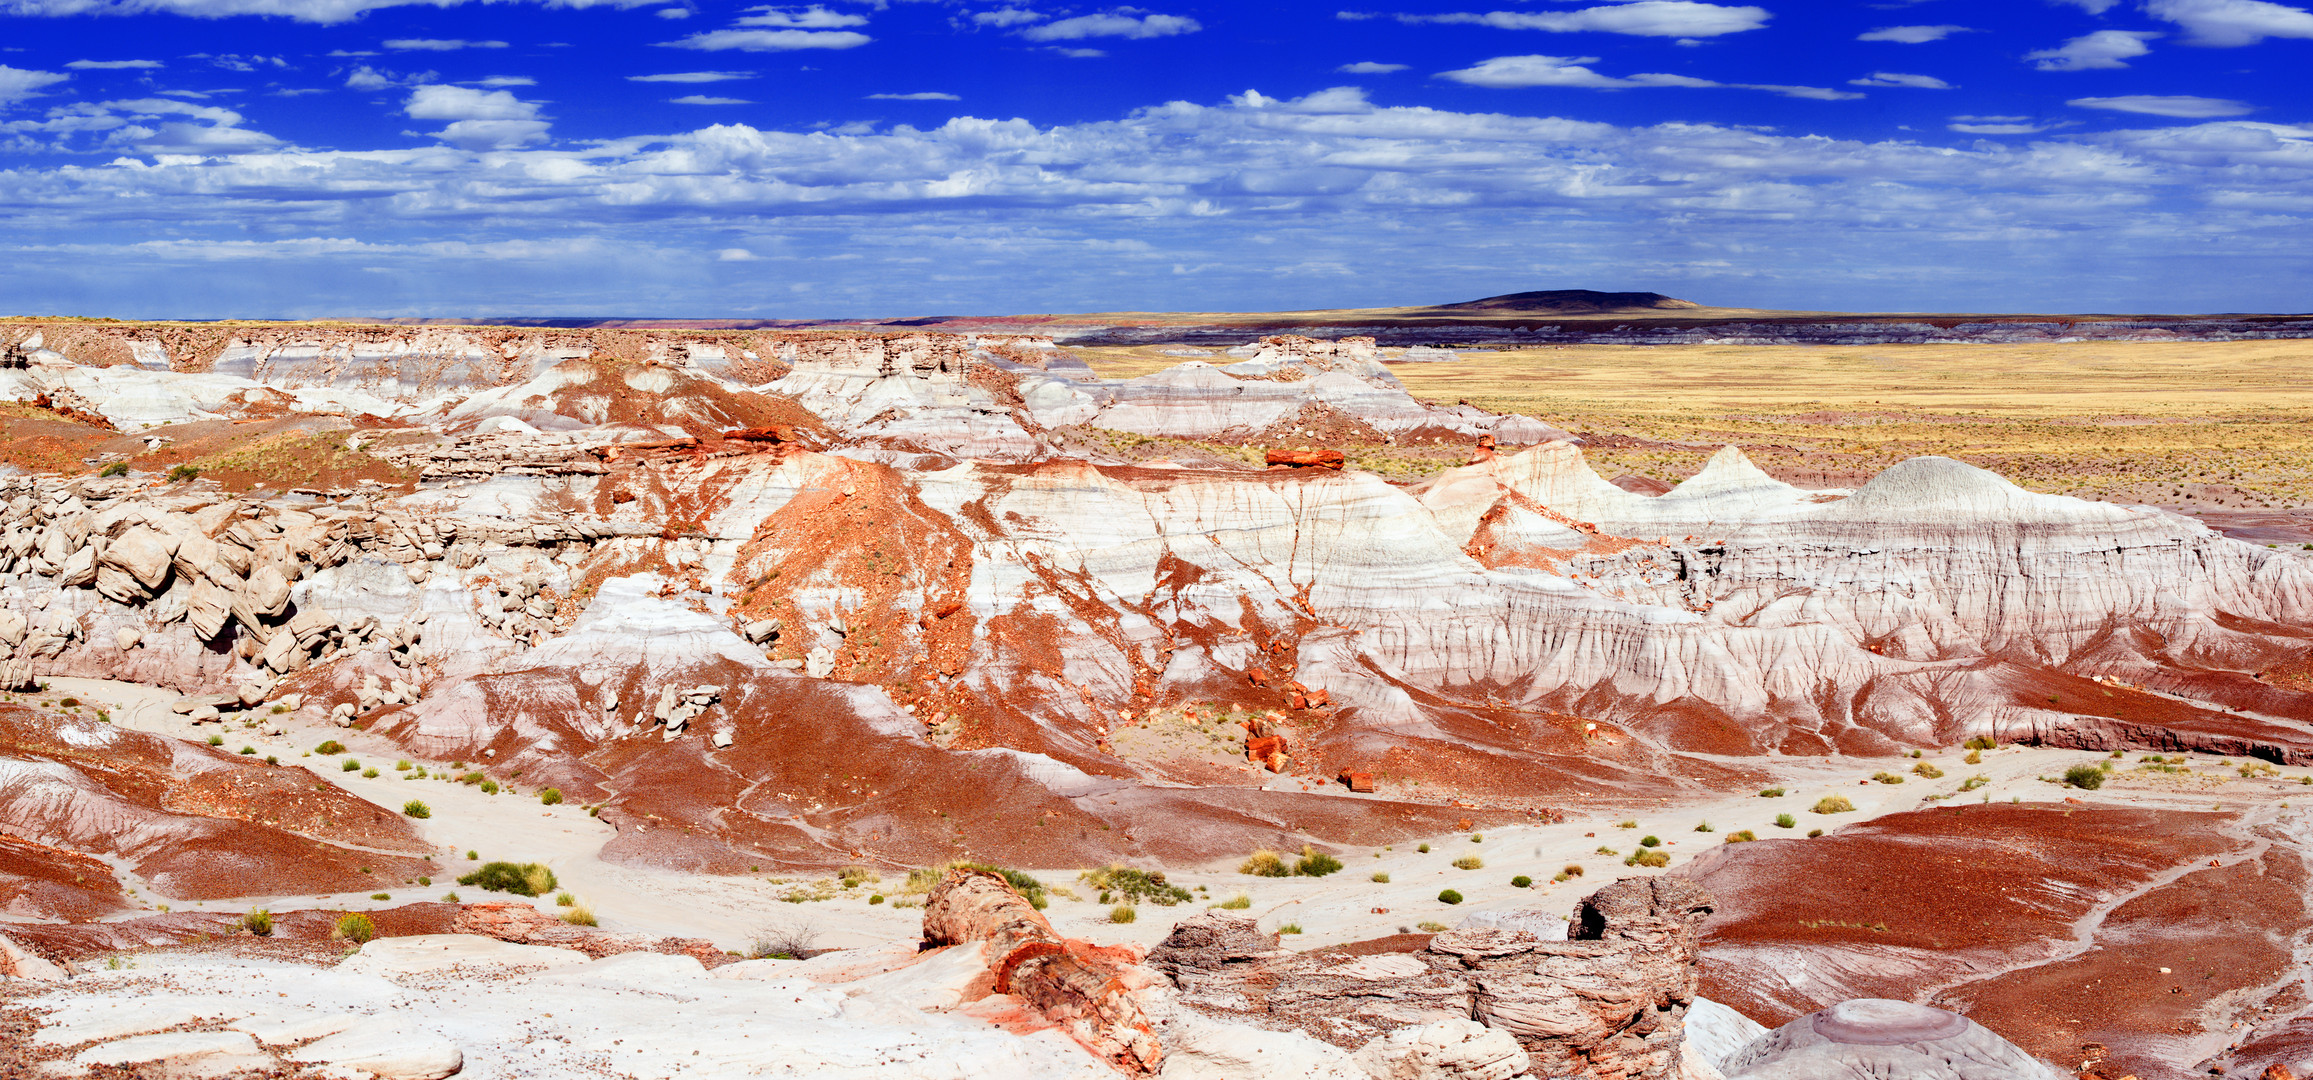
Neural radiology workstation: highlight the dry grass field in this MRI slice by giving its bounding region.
[1073,340,2313,512]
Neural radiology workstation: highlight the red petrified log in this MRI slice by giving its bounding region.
[723,425,797,443]
[1340,770,1375,793]
[1468,433,1498,464]
[1265,448,1345,470]
[923,868,1163,1073]
[1247,735,1289,772]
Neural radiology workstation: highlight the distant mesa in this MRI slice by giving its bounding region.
[1424,289,1703,314]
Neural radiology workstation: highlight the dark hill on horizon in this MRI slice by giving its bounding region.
[1423,289,1704,314]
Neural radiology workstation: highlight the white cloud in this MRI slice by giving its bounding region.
[1438,54,1863,99]
[2027,29,2160,69]
[405,84,549,148]
[405,84,538,121]
[1338,61,1409,74]
[716,247,760,260]
[2050,0,2123,11]
[2,95,278,153]
[344,65,433,90]
[1857,24,1970,43]
[662,28,872,50]
[1049,46,1105,57]
[627,71,754,82]
[0,65,70,105]
[1849,72,1953,88]
[970,7,1043,27]
[2070,94,2253,117]
[736,4,865,28]
[1018,11,1200,40]
[474,76,536,87]
[1949,121,2046,134]
[868,91,961,100]
[198,53,289,72]
[325,49,378,57]
[672,94,749,104]
[655,5,689,16]
[0,0,661,24]
[1378,2,1771,38]
[65,58,165,69]
[384,38,508,50]
[2144,0,2313,45]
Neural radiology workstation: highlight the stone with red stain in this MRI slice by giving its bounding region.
[1265,448,1345,470]
[1468,434,1497,464]
[1340,770,1375,793]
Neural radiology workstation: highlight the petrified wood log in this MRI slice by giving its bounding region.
[922,867,1164,1073]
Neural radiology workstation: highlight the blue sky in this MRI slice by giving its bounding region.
[0,0,2306,317]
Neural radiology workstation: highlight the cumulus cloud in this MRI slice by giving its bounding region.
[1857,24,1970,43]
[734,4,865,28]
[867,91,961,100]
[1849,72,1953,88]
[1338,61,1408,73]
[655,4,687,15]
[2050,0,2123,11]
[663,28,871,50]
[717,247,761,260]
[1370,2,1770,38]
[386,38,508,50]
[1018,10,1199,40]
[65,58,165,69]
[671,94,749,104]
[1948,120,2048,135]
[344,65,433,90]
[2144,0,2313,45]
[404,83,549,149]
[627,71,754,82]
[2027,29,2160,69]
[970,7,1043,27]
[474,76,536,87]
[2070,93,2253,117]
[0,95,278,153]
[0,65,70,105]
[0,0,661,24]
[1438,54,1862,99]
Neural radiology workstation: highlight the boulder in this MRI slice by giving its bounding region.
[1265,448,1346,470]
[1351,1018,1530,1080]
[743,617,782,644]
[243,563,292,618]
[0,609,25,648]
[186,576,232,639]
[106,525,174,590]
[114,626,142,651]
[289,1025,465,1080]
[56,545,95,587]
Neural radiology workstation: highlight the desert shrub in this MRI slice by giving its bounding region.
[402,800,430,819]
[332,912,375,944]
[1807,829,1825,838]
[1416,843,1430,853]
[1694,821,1714,833]
[1218,895,1251,909]
[1294,846,1344,878]
[1594,846,1617,855]
[362,768,379,778]
[1451,855,1483,870]
[369,893,390,901]
[1084,866,1192,904]
[1964,735,1997,751]
[1510,875,1532,888]
[1726,830,1757,843]
[315,740,345,755]
[1437,889,1463,905]
[1959,775,1990,792]
[167,464,200,482]
[869,894,885,905]
[1616,820,1637,829]
[1371,872,1390,883]
[242,908,273,937]
[395,760,412,771]
[98,462,128,477]
[1912,763,1944,779]
[1416,921,1449,933]
[1276,923,1303,934]
[1758,787,1784,798]
[838,866,882,889]
[2239,761,2280,778]
[207,734,223,746]
[1909,750,1923,759]
[1624,850,1669,868]
[1240,849,1290,877]
[1774,813,1796,828]
[417,877,430,886]
[1964,749,1982,765]
[1639,835,1661,848]
[481,780,503,795]
[1562,864,1583,877]
[749,921,819,959]
[266,755,277,765]
[239,746,256,755]
[539,788,563,805]
[1470,834,1482,843]
[561,905,597,927]
[458,861,558,897]
[2063,764,2105,790]
[1109,906,1137,924]
[1812,796,1855,815]
[342,759,361,772]
[457,771,484,785]
[1871,771,1904,785]
[555,891,576,907]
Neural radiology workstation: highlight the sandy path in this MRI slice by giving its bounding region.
[40,675,2197,953]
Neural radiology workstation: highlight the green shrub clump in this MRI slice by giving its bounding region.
[1758,787,1784,798]
[458,861,558,897]
[1964,735,1997,751]
[1625,849,1670,868]
[1774,813,1796,829]
[1870,771,1905,785]
[1510,875,1532,888]
[242,908,273,937]
[332,912,375,944]
[1083,865,1193,905]
[342,759,362,772]
[1371,872,1390,883]
[1218,895,1252,909]
[1812,796,1855,815]
[1638,835,1661,848]
[1451,855,1483,870]
[98,462,128,477]
[1295,846,1344,877]
[1959,775,1990,792]
[315,740,345,755]
[539,788,563,805]
[1912,762,1945,779]
[1725,830,1757,843]
[1109,906,1137,924]
[1239,850,1290,877]
[1437,889,1463,905]
[402,800,430,819]
[2063,764,2105,790]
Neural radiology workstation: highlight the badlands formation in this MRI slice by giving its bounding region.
[0,318,2308,1079]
